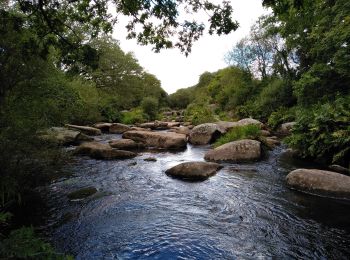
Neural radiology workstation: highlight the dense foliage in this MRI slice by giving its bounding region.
[170,0,350,167]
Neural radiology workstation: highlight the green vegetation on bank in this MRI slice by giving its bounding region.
[170,0,350,168]
[214,125,261,148]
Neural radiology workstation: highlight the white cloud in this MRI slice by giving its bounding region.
[112,0,269,94]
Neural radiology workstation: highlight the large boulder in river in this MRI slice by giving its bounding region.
[204,139,262,162]
[65,124,101,136]
[39,127,93,145]
[74,142,136,159]
[122,130,187,149]
[109,139,145,150]
[188,123,225,145]
[286,169,350,199]
[109,123,131,134]
[165,162,223,181]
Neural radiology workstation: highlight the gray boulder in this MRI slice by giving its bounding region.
[188,123,225,145]
[109,123,131,134]
[204,139,261,162]
[165,161,223,181]
[286,169,350,199]
[278,122,296,135]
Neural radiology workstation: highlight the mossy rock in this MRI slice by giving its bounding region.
[67,187,97,200]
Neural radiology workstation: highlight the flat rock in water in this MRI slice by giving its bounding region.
[109,123,131,134]
[204,139,261,162]
[65,124,101,136]
[90,149,136,160]
[74,141,136,159]
[109,139,145,150]
[165,161,223,181]
[122,130,187,149]
[286,169,350,199]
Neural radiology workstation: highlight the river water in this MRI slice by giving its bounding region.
[43,133,350,259]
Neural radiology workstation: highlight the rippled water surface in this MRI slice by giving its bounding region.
[44,133,350,259]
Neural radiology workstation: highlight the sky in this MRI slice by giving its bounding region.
[112,0,269,94]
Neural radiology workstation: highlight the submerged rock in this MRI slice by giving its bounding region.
[65,124,102,136]
[204,139,261,162]
[122,130,187,149]
[67,187,97,200]
[188,123,225,145]
[109,123,131,134]
[286,169,350,199]
[165,161,223,181]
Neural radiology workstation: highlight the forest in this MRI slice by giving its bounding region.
[0,0,349,258]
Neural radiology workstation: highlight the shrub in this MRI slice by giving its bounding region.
[0,226,72,259]
[268,107,297,130]
[285,96,350,167]
[214,124,261,147]
[120,108,146,125]
[185,103,216,125]
[141,97,159,121]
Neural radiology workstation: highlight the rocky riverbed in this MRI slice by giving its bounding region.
[41,121,350,259]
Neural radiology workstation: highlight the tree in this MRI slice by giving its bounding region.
[141,96,159,120]
[7,0,239,55]
[263,0,350,104]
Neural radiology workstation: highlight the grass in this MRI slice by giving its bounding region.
[214,124,261,147]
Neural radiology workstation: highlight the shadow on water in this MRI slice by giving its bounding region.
[43,135,350,259]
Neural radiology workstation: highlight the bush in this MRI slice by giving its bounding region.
[285,96,350,167]
[141,97,159,121]
[0,226,72,259]
[214,124,261,147]
[268,106,297,130]
[185,103,216,125]
[120,108,146,125]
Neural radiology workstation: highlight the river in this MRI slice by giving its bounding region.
[43,133,350,259]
